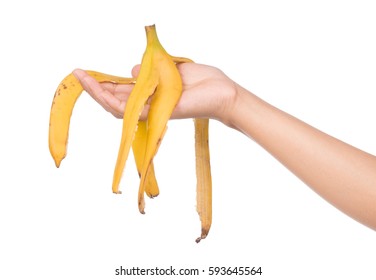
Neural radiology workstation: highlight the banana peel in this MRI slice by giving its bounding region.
[132,120,159,198]
[194,118,212,243]
[48,71,135,168]
[48,71,159,194]
[48,24,213,242]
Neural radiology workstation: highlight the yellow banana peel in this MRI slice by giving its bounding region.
[194,118,212,243]
[48,24,213,242]
[49,71,135,168]
[132,120,159,198]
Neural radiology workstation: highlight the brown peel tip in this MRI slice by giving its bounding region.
[195,233,207,243]
[145,24,155,31]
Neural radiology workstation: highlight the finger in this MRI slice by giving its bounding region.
[72,68,95,92]
[101,82,134,97]
[131,64,141,78]
[100,88,150,119]
[72,68,104,102]
[101,91,126,118]
[73,69,118,115]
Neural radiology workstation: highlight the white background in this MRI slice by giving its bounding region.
[1,0,375,279]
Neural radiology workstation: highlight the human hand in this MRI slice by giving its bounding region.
[72,63,237,124]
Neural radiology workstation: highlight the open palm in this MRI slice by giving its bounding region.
[73,63,236,123]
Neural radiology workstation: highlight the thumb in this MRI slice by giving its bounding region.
[131,64,141,78]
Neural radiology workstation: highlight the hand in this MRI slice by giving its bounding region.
[72,63,237,124]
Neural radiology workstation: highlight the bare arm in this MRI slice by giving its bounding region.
[228,84,376,230]
[73,63,376,230]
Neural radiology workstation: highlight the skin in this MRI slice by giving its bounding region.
[73,63,376,231]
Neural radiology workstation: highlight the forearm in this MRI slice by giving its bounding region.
[227,84,376,230]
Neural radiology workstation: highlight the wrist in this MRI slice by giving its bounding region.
[212,79,239,127]
[220,83,248,129]
[224,83,263,139]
